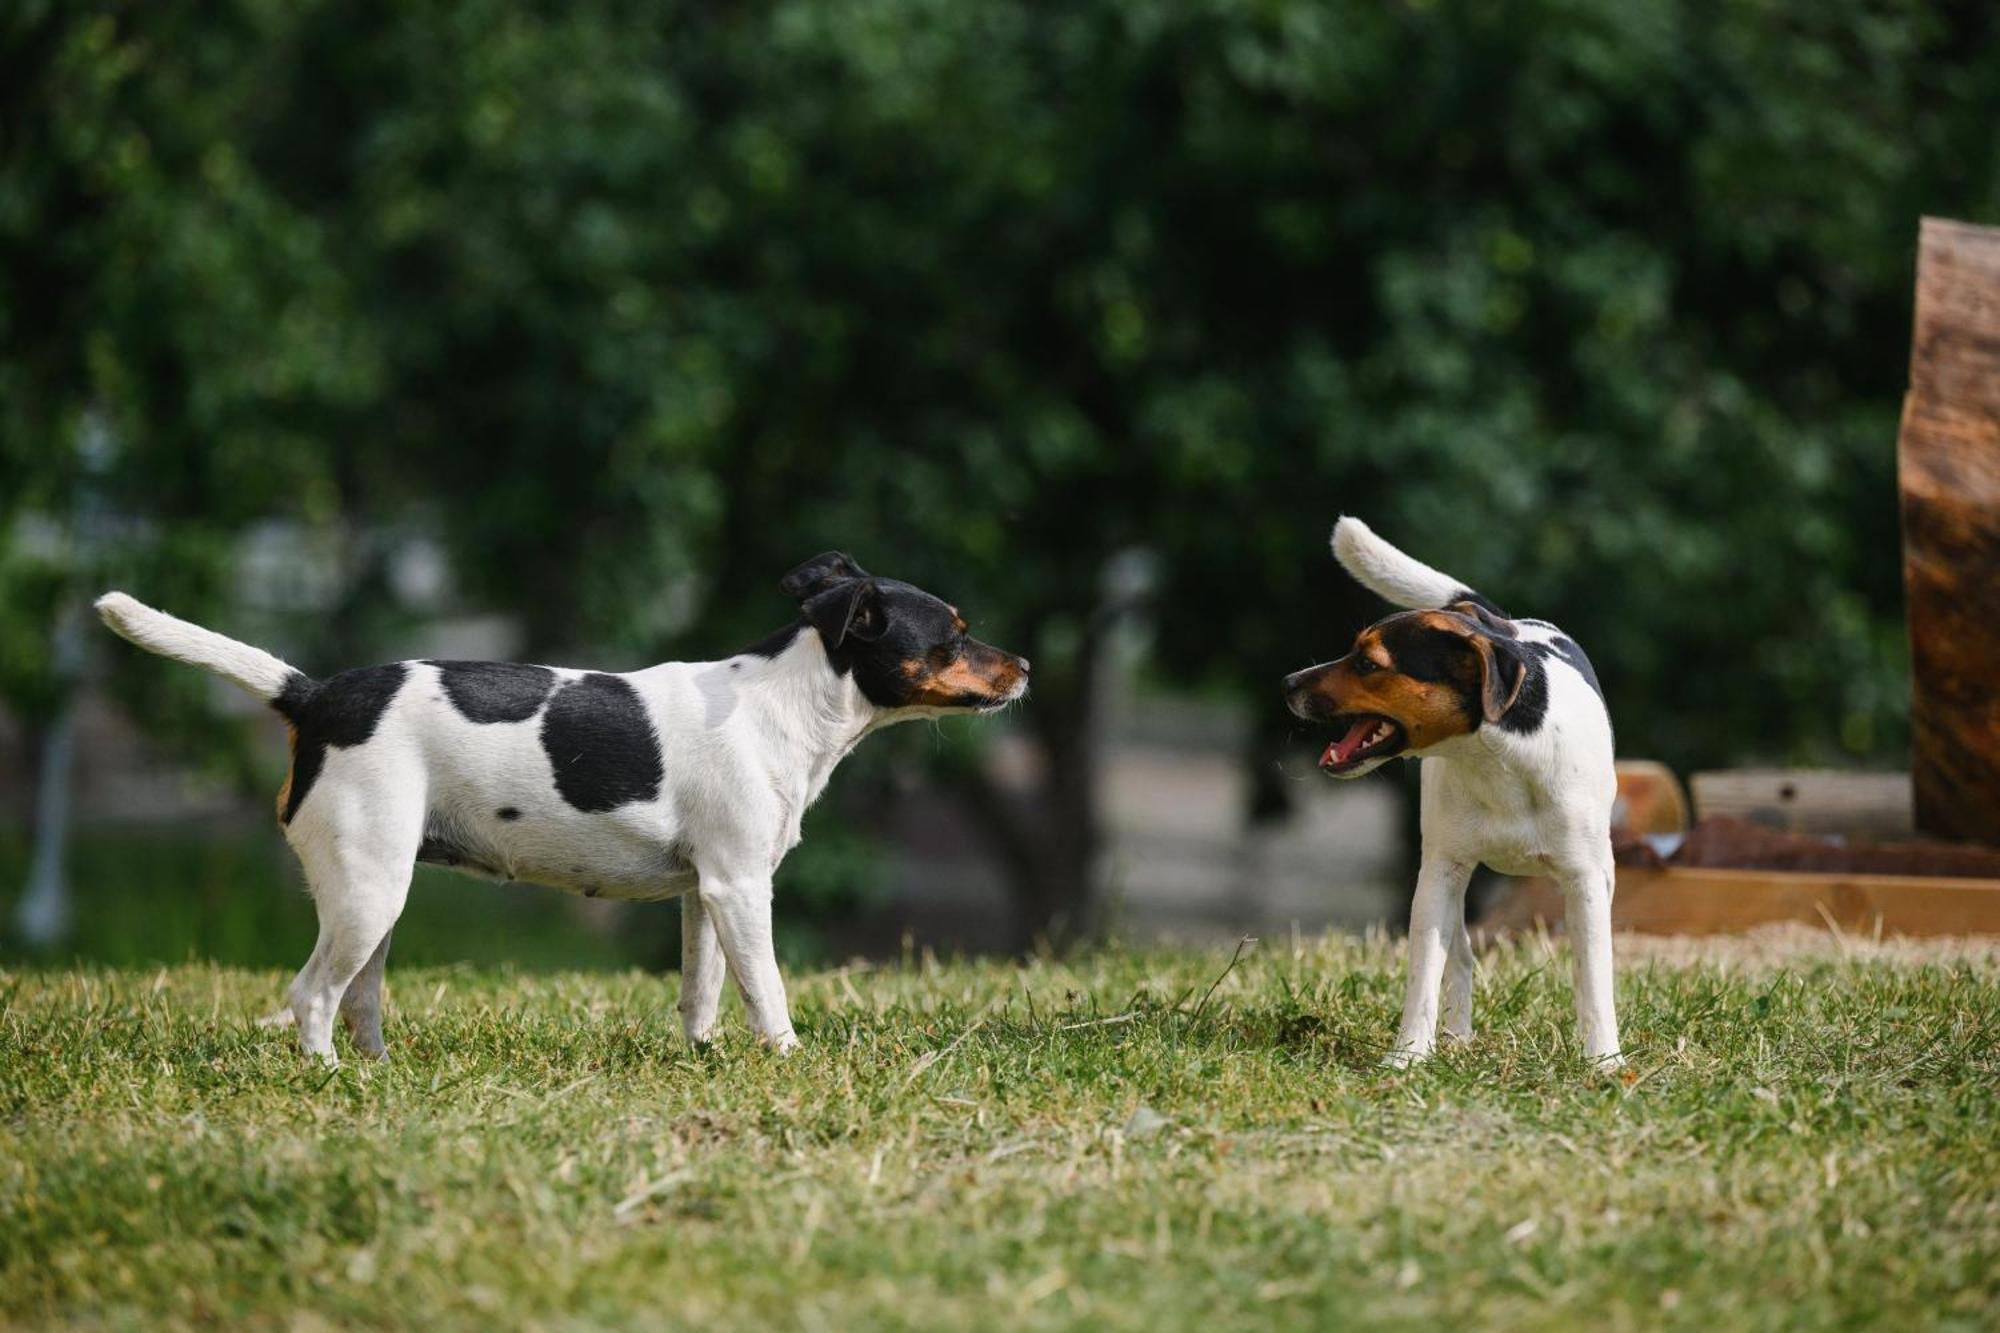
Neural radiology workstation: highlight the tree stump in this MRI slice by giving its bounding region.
[1901,217,2000,844]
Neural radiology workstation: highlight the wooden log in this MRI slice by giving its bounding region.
[1485,867,2000,938]
[1613,760,1690,835]
[1688,769,1911,838]
[1901,217,2000,844]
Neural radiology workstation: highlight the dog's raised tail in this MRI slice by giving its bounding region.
[1331,516,1473,610]
[95,592,304,704]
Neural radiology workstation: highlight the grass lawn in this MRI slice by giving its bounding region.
[3,929,1996,1330]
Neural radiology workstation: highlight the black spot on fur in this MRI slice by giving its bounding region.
[539,673,664,812]
[272,663,409,823]
[1534,635,1604,701]
[428,660,557,724]
[495,806,521,822]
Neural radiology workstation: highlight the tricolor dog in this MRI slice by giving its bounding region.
[1283,518,1622,1069]
[96,553,1028,1064]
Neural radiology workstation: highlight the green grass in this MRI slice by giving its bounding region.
[3,932,1996,1330]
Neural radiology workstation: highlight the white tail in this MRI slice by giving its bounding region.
[1331,516,1469,610]
[95,592,301,703]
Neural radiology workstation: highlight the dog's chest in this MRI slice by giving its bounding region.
[1424,760,1569,874]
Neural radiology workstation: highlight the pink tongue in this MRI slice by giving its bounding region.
[1325,719,1379,767]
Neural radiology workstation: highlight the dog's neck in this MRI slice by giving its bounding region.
[1423,720,1557,789]
[730,625,886,803]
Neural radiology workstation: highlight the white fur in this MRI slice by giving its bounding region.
[1331,516,1466,610]
[96,592,298,701]
[100,597,1024,1064]
[1317,522,1623,1070]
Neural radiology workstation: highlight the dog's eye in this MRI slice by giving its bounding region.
[1353,657,1378,675]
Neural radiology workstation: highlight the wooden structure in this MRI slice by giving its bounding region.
[1488,866,2000,939]
[1901,217,2000,844]
[1484,218,2000,938]
[1688,769,1910,838]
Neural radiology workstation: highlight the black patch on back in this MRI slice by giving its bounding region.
[271,663,409,823]
[428,660,557,724]
[1526,636,1604,702]
[1487,638,1602,735]
[539,673,665,812]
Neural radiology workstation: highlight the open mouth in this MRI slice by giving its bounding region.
[1319,714,1407,773]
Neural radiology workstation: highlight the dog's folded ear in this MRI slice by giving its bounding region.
[1437,611,1528,723]
[1448,599,1517,638]
[800,578,884,649]
[1467,633,1529,723]
[780,552,871,602]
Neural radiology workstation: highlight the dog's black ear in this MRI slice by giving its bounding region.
[1468,633,1529,724]
[780,552,871,602]
[800,578,884,649]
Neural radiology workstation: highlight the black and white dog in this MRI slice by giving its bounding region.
[97,553,1028,1064]
[1283,519,1622,1069]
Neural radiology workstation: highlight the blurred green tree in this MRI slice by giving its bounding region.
[5,0,1997,949]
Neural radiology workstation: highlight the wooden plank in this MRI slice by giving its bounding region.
[1689,769,1910,838]
[1901,217,2000,844]
[1486,867,2000,938]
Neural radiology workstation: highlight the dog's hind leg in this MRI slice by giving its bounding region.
[258,931,326,1029]
[677,893,727,1045]
[1386,857,1473,1068]
[339,930,393,1060]
[284,789,422,1066]
[1441,910,1476,1043]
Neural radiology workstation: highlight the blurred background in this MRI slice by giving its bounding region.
[3,0,1997,970]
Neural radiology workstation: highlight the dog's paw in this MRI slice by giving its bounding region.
[1380,1045,1429,1071]
[764,1031,801,1056]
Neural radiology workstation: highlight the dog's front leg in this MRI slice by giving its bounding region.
[1386,857,1473,1068]
[1559,862,1622,1068]
[693,868,799,1053]
[677,893,728,1045]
